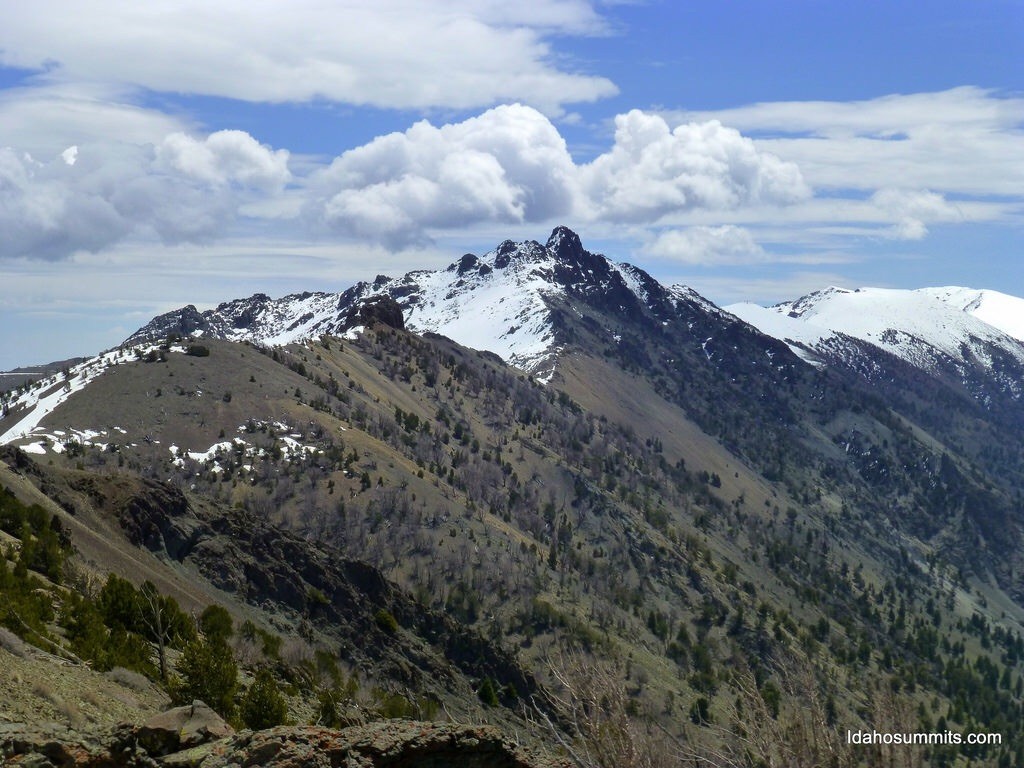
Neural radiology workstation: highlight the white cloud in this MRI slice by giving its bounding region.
[0,132,291,260]
[310,104,580,247]
[156,131,291,189]
[0,82,192,158]
[4,88,1009,262]
[310,105,810,246]
[0,1,616,114]
[4,101,811,256]
[672,87,1024,197]
[645,225,765,265]
[578,111,810,222]
[678,87,1022,137]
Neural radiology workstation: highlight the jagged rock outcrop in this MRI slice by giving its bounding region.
[344,295,406,331]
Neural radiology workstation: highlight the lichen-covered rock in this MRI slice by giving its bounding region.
[133,701,234,757]
[1,716,568,768]
[0,721,112,767]
[192,721,568,768]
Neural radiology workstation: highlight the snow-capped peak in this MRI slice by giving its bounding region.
[125,227,679,382]
[728,285,1024,399]
[546,225,585,262]
[386,236,567,378]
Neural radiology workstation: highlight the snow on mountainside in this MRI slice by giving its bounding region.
[125,227,686,382]
[0,345,177,446]
[727,286,1024,398]
[921,287,1024,342]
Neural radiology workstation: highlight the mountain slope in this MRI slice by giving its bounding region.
[4,229,1024,765]
[924,285,1024,342]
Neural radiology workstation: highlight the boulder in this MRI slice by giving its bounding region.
[134,701,234,757]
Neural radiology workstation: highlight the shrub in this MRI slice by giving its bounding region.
[477,677,499,707]
[374,609,398,634]
[374,689,415,718]
[317,687,341,727]
[106,666,153,692]
[0,626,28,657]
[186,345,210,357]
[259,629,282,659]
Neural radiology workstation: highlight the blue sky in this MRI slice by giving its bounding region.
[1,0,1021,370]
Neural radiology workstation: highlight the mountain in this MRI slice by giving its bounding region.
[727,286,1024,479]
[125,226,720,382]
[4,227,1024,766]
[727,286,1024,390]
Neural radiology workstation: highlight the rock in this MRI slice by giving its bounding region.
[2,710,565,767]
[0,721,109,768]
[158,740,227,768]
[192,721,569,768]
[346,295,405,331]
[134,701,234,757]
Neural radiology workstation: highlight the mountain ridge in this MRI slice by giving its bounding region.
[123,226,726,382]
[124,228,1024,407]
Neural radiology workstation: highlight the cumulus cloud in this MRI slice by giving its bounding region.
[0,132,290,260]
[2,101,815,256]
[309,104,580,246]
[0,1,615,114]
[645,226,766,265]
[156,131,290,189]
[578,111,810,222]
[310,105,810,246]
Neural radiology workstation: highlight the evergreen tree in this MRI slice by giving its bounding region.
[477,676,499,707]
[174,635,238,719]
[199,604,234,644]
[241,667,289,729]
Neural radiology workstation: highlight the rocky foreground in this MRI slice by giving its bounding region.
[1,701,568,768]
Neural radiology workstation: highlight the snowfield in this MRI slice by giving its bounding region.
[728,285,1024,386]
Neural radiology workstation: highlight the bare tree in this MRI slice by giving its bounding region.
[674,659,857,768]
[530,644,675,768]
[139,581,174,684]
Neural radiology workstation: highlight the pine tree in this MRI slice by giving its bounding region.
[241,667,288,729]
[174,636,238,719]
